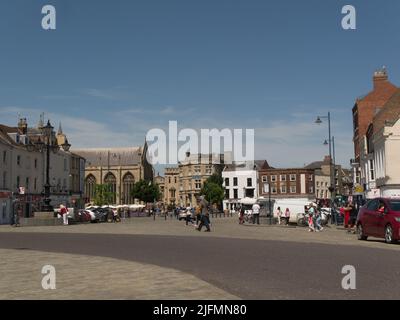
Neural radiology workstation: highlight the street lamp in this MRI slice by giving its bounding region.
[28,120,71,212]
[315,112,335,210]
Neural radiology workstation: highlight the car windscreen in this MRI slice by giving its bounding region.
[388,201,400,212]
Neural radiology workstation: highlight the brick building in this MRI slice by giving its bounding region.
[361,89,400,198]
[258,167,315,200]
[352,68,398,188]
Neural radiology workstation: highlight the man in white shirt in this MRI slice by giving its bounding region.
[252,203,261,225]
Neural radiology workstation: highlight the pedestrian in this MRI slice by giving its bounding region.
[252,202,260,225]
[343,202,352,232]
[315,207,323,232]
[349,202,358,234]
[238,205,245,225]
[60,204,68,225]
[284,208,290,226]
[307,203,315,232]
[11,208,20,227]
[197,196,211,232]
[276,207,283,225]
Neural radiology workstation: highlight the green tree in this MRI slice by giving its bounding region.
[131,180,161,203]
[200,182,224,206]
[206,173,223,187]
[93,184,115,206]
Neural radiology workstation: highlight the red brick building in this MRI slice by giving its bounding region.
[258,168,315,200]
[352,68,397,163]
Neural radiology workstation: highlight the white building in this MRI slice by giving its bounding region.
[367,117,400,198]
[222,161,268,212]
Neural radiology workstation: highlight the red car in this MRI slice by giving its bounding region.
[357,198,400,244]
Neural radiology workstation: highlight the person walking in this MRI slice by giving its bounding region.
[315,206,323,232]
[197,196,211,232]
[60,204,68,225]
[252,202,260,225]
[276,207,283,225]
[307,203,315,232]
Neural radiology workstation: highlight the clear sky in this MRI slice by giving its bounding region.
[1,0,400,169]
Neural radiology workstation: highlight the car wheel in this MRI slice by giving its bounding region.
[297,218,305,227]
[357,224,368,241]
[385,225,396,244]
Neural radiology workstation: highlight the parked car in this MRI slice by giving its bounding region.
[357,198,400,244]
[92,208,110,223]
[76,210,92,223]
[178,209,191,221]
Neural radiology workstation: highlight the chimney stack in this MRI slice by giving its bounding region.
[373,66,388,89]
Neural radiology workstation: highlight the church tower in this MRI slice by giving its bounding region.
[56,122,67,146]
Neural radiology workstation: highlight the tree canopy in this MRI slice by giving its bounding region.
[131,180,161,203]
[93,184,115,206]
[200,174,224,205]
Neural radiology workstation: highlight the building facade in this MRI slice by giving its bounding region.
[163,167,180,206]
[161,153,225,207]
[258,167,315,200]
[0,118,81,224]
[222,160,269,212]
[154,173,165,202]
[305,156,346,200]
[359,88,400,198]
[352,68,398,191]
[73,143,153,205]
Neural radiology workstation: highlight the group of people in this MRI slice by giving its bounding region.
[238,202,261,225]
[275,207,291,226]
[182,196,212,232]
[339,202,358,234]
[306,203,324,232]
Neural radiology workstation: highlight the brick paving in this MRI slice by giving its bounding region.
[0,217,399,299]
[0,248,238,300]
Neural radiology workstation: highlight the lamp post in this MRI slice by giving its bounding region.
[315,112,335,210]
[28,120,71,212]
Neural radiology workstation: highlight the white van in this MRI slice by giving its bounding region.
[272,199,312,224]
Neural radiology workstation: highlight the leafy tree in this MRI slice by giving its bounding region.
[200,182,224,206]
[131,180,161,203]
[93,184,115,206]
[206,173,223,187]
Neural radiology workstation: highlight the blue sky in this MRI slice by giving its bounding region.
[1,0,400,169]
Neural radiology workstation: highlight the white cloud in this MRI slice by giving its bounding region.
[0,105,354,168]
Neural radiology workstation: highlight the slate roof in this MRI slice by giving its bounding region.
[72,147,143,167]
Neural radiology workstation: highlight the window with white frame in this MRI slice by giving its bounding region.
[262,176,267,183]
[271,175,277,182]
[290,174,296,181]
[280,185,287,193]
[290,186,296,193]
[369,160,375,181]
[280,175,287,182]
